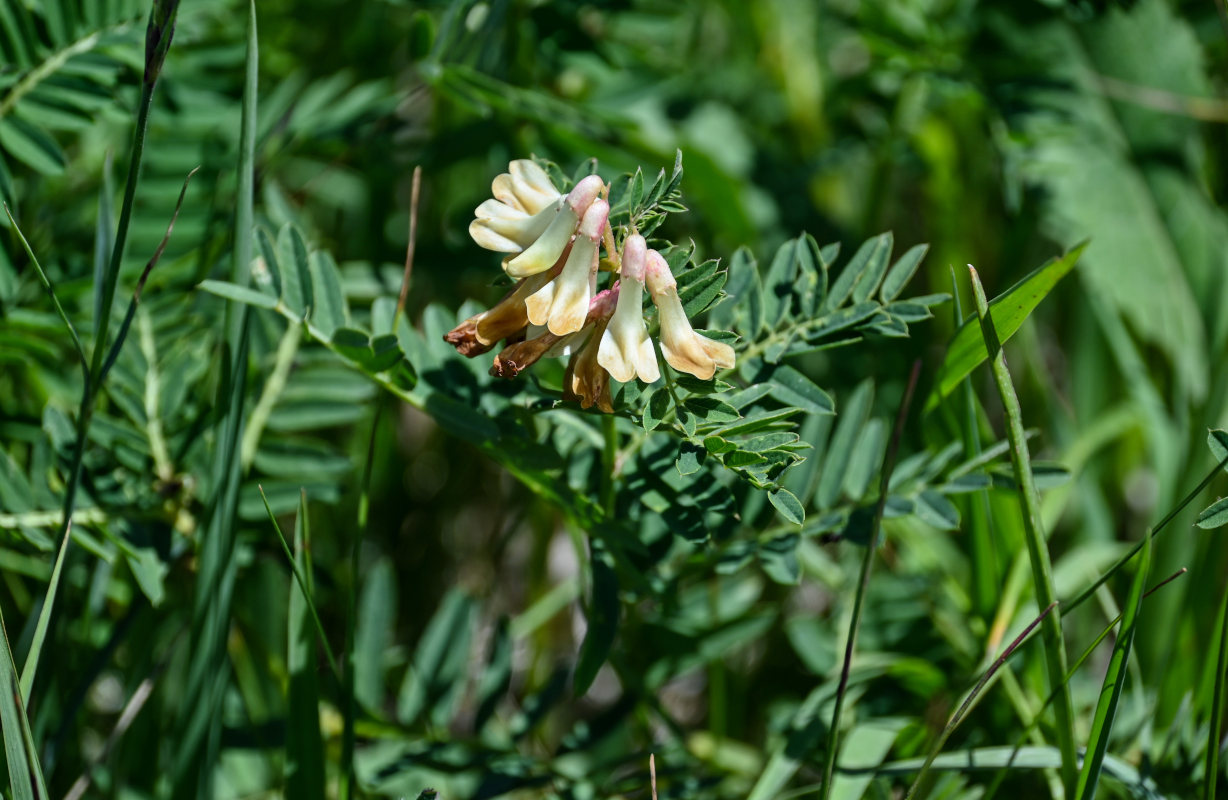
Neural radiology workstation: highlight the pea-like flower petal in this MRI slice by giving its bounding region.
[470,198,559,254]
[564,289,618,412]
[503,175,605,278]
[597,234,659,384]
[525,197,609,335]
[492,159,561,215]
[444,265,563,357]
[645,249,735,380]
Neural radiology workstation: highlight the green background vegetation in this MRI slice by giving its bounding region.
[2,0,1228,797]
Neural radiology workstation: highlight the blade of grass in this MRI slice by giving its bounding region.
[1075,525,1153,798]
[949,266,997,619]
[819,360,921,800]
[341,402,383,800]
[981,570,1190,799]
[286,489,325,800]
[0,603,43,800]
[258,486,339,679]
[3,203,86,374]
[1207,581,1228,800]
[18,519,71,705]
[172,3,255,794]
[97,166,199,386]
[969,265,1078,795]
[904,601,1058,800]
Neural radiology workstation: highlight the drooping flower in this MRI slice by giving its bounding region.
[525,197,609,336]
[645,249,735,380]
[597,234,659,384]
[443,263,562,356]
[490,328,572,379]
[563,289,618,412]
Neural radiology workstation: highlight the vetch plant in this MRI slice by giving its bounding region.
[447,158,734,412]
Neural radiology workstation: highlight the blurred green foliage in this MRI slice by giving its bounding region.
[2,0,1228,798]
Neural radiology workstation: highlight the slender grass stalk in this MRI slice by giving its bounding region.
[342,402,382,800]
[3,204,87,373]
[17,520,71,704]
[969,266,1078,795]
[985,568,1189,800]
[1075,524,1152,798]
[1063,453,1228,615]
[904,602,1058,800]
[172,3,255,793]
[1207,583,1228,799]
[950,267,997,618]
[257,487,340,678]
[819,360,921,800]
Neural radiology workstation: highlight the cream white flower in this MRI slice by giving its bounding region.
[645,249,735,380]
[503,175,604,278]
[525,197,609,335]
[597,234,659,384]
[493,159,561,215]
[469,160,563,253]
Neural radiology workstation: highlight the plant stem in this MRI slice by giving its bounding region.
[1207,584,1228,800]
[820,360,921,800]
[969,266,1078,796]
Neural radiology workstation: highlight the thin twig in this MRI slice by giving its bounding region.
[650,753,658,800]
[820,359,922,799]
[395,165,423,323]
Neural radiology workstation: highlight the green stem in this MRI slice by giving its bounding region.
[969,266,1078,796]
[820,360,921,800]
[1207,584,1228,800]
[601,414,618,516]
[240,321,303,470]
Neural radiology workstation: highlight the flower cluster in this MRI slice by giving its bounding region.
[445,159,734,411]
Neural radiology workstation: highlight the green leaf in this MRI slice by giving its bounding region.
[397,589,474,725]
[278,224,313,317]
[827,232,892,310]
[880,244,929,302]
[1209,428,1228,466]
[354,558,397,711]
[762,237,799,323]
[683,396,740,424]
[768,488,805,525]
[843,418,886,502]
[816,380,873,509]
[199,279,280,309]
[915,489,960,531]
[676,442,705,475]
[1197,497,1228,529]
[0,117,65,174]
[759,534,801,584]
[643,388,670,433]
[331,327,372,362]
[309,250,347,338]
[768,366,834,415]
[573,544,620,695]
[928,244,1086,407]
